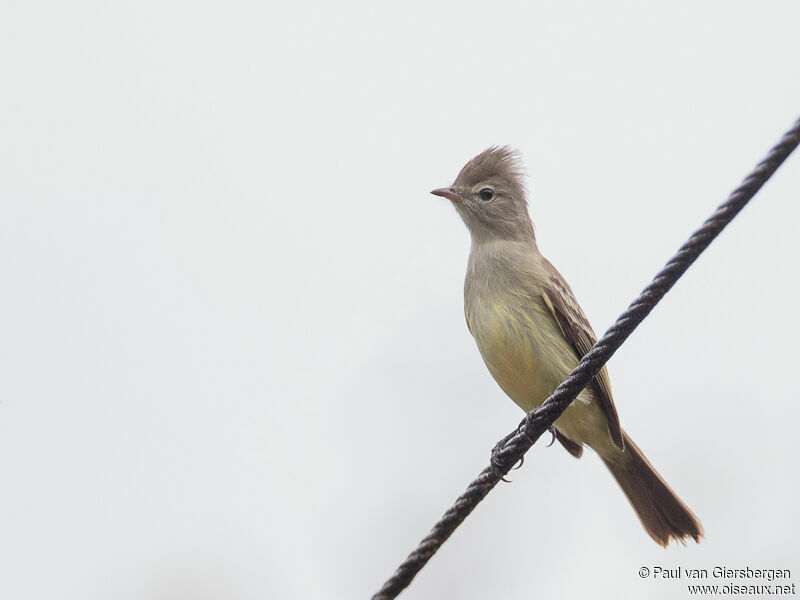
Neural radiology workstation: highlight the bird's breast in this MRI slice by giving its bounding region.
[467,291,573,411]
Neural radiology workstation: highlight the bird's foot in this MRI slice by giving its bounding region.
[491,429,522,479]
[492,417,558,480]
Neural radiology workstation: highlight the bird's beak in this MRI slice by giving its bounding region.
[431,187,461,202]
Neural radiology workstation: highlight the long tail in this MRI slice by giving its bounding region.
[600,430,703,546]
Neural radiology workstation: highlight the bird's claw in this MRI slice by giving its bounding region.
[546,426,557,447]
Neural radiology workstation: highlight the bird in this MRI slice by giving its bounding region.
[431,146,703,546]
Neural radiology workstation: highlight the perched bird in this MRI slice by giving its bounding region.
[431,147,702,546]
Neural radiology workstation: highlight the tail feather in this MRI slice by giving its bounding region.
[600,431,703,546]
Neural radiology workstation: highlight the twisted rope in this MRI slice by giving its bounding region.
[372,117,800,600]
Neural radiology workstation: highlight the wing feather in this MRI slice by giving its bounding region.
[541,258,624,449]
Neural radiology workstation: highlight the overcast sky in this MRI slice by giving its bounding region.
[2,1,799,599]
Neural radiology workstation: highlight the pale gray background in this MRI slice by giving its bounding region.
[1,1,799,599]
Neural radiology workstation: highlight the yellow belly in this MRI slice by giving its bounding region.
[469,295,608,448]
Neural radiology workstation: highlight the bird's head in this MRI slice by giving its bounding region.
[432,146,534,242]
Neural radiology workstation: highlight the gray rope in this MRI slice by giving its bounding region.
[372,116,800,600]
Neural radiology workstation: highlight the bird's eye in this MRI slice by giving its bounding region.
[478,188,494,201]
